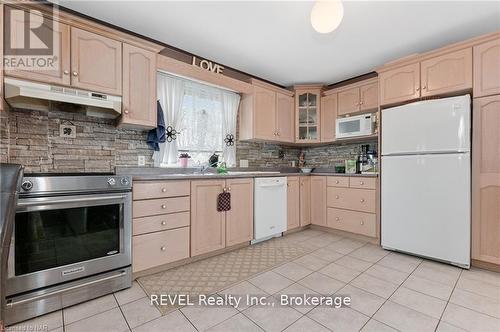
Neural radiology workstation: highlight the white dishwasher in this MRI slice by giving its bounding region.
[252,177,287,244]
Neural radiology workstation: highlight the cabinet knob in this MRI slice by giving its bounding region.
[360,220,364,225]
[335,217,340,221]
[161,221,167,226]
[124,109,129,115]
[161,246,166,251]
[360,181,364,185]
[360,199,365,203]
[423,85,427,90]
[162,188,167,192]
[72,71,78,77]
[416,87,420,91]
[335,180,339,184]
[161,204,167,209]
[335,195,339,199]
[63,70,69,75]
[228,187,231,191]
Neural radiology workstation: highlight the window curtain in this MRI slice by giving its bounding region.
[154,73,185,166]
[221,91,241,166]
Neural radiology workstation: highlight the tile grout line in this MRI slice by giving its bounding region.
[434,268,463,332]
[178,308,200,332]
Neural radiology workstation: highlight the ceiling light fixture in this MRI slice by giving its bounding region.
[310,0,344,34]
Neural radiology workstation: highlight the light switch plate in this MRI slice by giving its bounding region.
[138,155,146,166]
[240,159,249,168]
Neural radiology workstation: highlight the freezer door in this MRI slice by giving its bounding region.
[381,153,470,267]
[382,95,470,155]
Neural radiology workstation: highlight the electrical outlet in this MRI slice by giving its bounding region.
[138,155,146,166]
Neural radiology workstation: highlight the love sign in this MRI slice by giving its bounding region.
[192,56,224,74]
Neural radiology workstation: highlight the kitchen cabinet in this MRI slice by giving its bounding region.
[327,208,376,237]
[3,6,71,86]
[338,81,379,116]
[474,38,500,98]
[120,43,157,128]
[300,176,311,226]
[420,48,472,97]
[379,63,421,106]
[225,178,254,247]
[472,95,500,266]
[239,80,294,143]
[276,92,295,142]
[71,27,122,95]
[191,180,226,256]
[320,93,337,142]
[295,86,322,143]
[0,4,4,111]
[287,176,301,230]
[311,176,327,226]
[191,179,254,256]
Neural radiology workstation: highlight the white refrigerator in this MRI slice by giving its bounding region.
[381,95,471,268]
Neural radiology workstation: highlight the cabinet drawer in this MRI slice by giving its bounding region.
[327,187,376,213]
[133,196,190,218]
[133,227,190,273]
[327,208,376,237]
[327,176,349,188]
[133,211,190,236]
[349,177,377,190]
[133,181,190,200]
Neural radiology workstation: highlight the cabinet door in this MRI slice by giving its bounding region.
[287,177,300,230]
[121,44,156,128]
[320,94,337,142]
[254,85,276,140]
[276,92,294,143]
[421,48,472,97]
[379,63,420,106]
[338,87,360,116]
[71,27,122,95]
[360,82,378,111]
[1,4,4,112]
[191,180,226,256]
[474,38,500,98]
[296,90,321,142]
[300,177,311,226]
[311,176,326,226]
[226,178,254,246]
[4,7,70,85]
[472,95,500,265]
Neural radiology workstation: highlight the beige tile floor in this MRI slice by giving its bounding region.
[8,229,500,332]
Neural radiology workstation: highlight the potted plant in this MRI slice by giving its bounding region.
[179,153,191,168]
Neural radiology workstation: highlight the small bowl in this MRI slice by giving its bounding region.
[300,168,313,173]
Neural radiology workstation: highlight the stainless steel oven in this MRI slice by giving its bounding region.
[4,174,132,325]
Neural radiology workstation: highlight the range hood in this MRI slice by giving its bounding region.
[4,78,122,119]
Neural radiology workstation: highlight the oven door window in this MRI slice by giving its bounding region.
[15,204,121,276]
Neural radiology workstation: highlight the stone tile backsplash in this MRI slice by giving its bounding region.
[0,108,377,172]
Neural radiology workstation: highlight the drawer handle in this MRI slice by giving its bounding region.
[161,221,167,226]
[360,181,364,185]
[360,199,365,203]
[161,204,167,209]
[160,246,166,251]
[335,195,339,199]
[161,188,167,193]
[360,220,364,225]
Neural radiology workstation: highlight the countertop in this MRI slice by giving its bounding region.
[115,167,378,181]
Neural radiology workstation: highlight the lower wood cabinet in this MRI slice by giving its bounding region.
[311,176,327,226]
[327,208,376,237]
[300,176,311,226]
[287,177,300,230]
[472,95,500,266]
[191,178,253,256]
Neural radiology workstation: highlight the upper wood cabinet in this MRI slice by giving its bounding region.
[239,80,294,143]
[472,95,500,266]
[276,92,295,143]
[295,86,321,143]
[71,27,122,95]
[1,4,4,112]
[287,176,300,230]
[3,7,71,86]
[420,48,472,97]
[474,38,500,98]
[311,176,327,226]
[120,44,156,128]
[379,63,421,106]
[225,178,254,247]
[300,176,311,226]
[338,81,378,116]
[191,180,226,256]
[320,93,337,142]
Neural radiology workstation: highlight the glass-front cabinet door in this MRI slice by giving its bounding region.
[295,87,322,143]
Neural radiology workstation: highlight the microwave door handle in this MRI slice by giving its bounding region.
[17,194,128,208]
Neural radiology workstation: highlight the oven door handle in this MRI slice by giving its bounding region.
[17,194,128,208]
[6,270,128,307]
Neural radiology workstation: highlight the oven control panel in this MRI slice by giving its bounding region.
[19,175,132,195]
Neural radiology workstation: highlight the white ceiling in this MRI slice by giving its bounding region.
[52,1,500,86]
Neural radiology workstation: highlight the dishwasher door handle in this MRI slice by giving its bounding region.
[258,183,286,188]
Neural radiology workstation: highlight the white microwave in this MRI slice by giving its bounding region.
[336,113,376,139]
